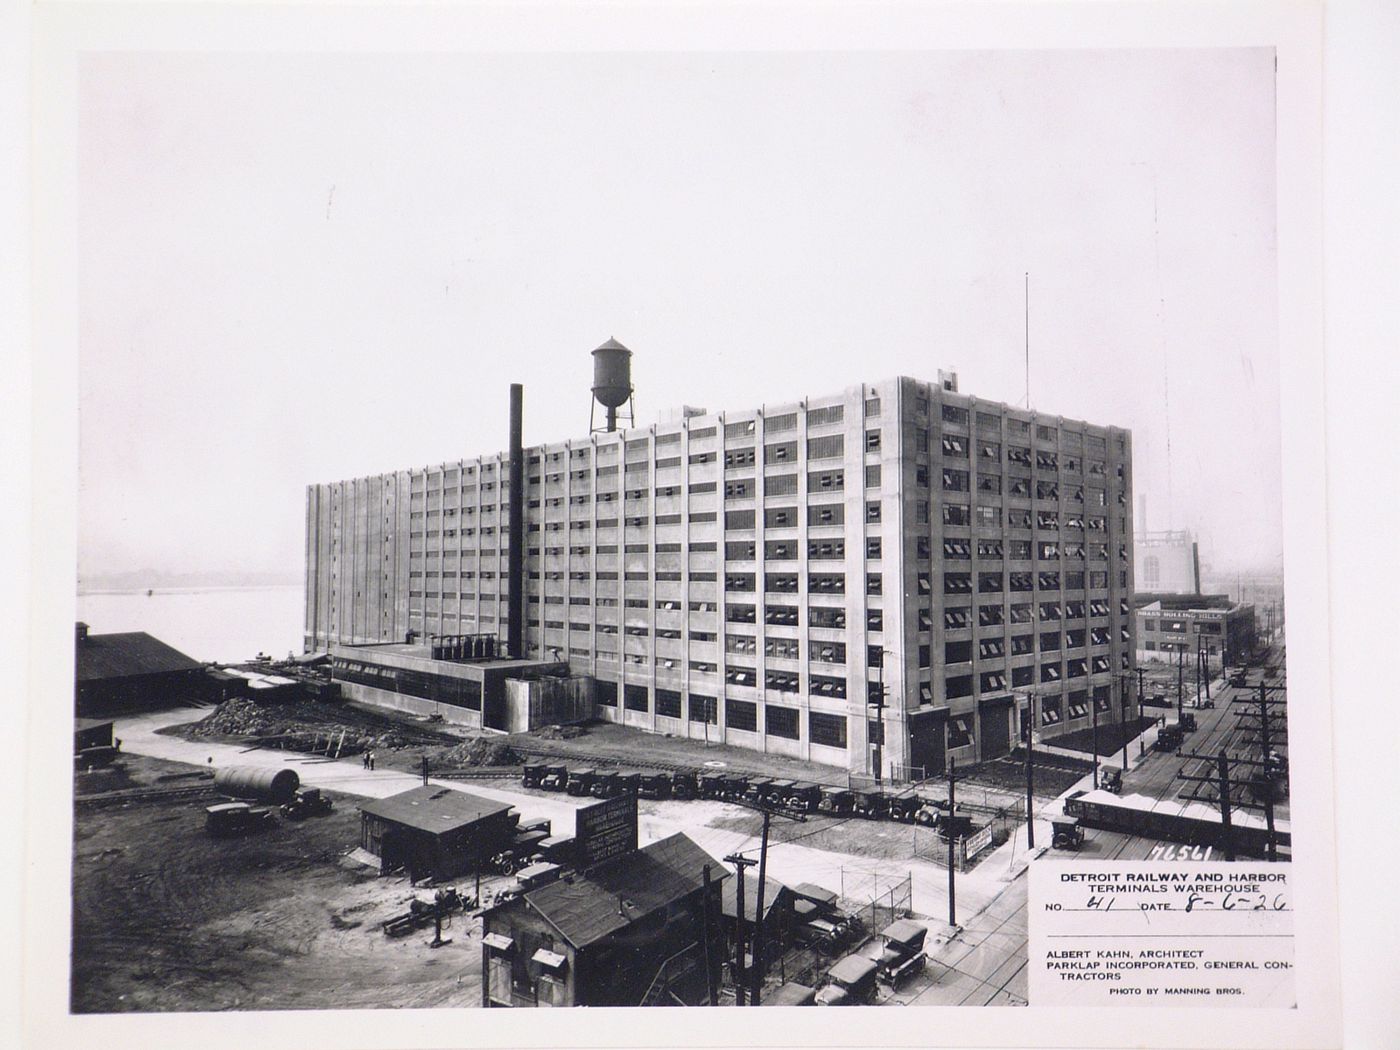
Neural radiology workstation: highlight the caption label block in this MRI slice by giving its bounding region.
[1029,862,1294,1007]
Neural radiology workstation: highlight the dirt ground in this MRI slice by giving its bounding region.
[1040,715,1158,756]
[71,756,487,1013]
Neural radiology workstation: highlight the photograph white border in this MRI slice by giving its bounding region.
[21,3,1339,1048]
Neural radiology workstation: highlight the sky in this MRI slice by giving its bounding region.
[77,47,1280,583]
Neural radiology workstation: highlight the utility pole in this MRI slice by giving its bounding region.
[947,757,958,928]
[1258,683,1277,863]
[422,755,429,786]
[1119,673,1131,776]
[750,809,772,1006]
[725,853,755,1005]
[1177,645,1185,723]
[1024,693,1036,849]
[1217,750,1234,861]
[705,868,716,1008]
[870,651,888,787]
[1091,690,1100,789]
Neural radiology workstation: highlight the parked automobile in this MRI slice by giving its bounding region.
[638,772,671,800]
[565,768,598,796]
[1100,766,1123,794]
[521,762,549,789]
[1052,816,1086,850]
[784,782,822,813]
[865,919,928,986]
[280,788,333,820]
[205,801,276,837]
[671,770,700,800]
[852,790,888,820]
[539,764,568,791]
[817,786,854,815]
[590,770,621,799]
[815,955,881,1006]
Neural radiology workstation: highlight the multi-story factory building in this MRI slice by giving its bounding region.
[305,368,1136,778]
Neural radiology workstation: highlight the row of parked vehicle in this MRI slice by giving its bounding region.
[520,762,979,839]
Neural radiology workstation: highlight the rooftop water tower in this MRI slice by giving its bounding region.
[590,337,635,433]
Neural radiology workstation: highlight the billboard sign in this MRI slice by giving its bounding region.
[574,794,638,869]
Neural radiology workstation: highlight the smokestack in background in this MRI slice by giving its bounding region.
[508,384,525,659]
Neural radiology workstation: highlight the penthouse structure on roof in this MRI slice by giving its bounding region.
[304,366,1137,778]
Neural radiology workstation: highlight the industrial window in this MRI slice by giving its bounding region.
[979,638,1006,659]
[725,604,756,624]
[978,604,1005,628]
[725,634,757,656]
[943,538,971,559]
[808,539,845,559]
[765,637,800,660]
[866,501,881,523]
[978,539,1004,559]
[1066,628,1086,647]
[689,694,718,724]
[978,572,1003,593]
[1012,665,1034,687]
[724,480,754,499]
[767,573,800,593]
[809,712,847,749]
[724,573,755,592]
[806,404,844,428]
[764,506,796,528]
[946,675,973,700]
[981,671,1007,693]
[915,464,930,488]
[1040,601,1062,620]
[1064,599,1085,618]
[943,503,970,526]
[624,684,650,711]
[1090,571,1109,589]
[724,509,755,529]
[868,608,884,631]
[765,473,798,495]
[942,404,969,425]
[1092,655,1112,673]
[1090,599,1111,616]
[807,434,845,460]
[1012,634,1034,655]
[864,430,882,452]
[725,666,757,687]
[809,573,845,594]
[1036,481,1059,501]
[945,640,973,664]
[767,412,797,432]
[765,670,800,693]
[726,698,758,732]
[866,573,883,596]
[979,440,1001,461]
[765,705,800,739]
[726,540,756,559]
[1041,631,1061,651]
[864,465,882,488]
[724,448,756,468]
[809,470,844,491]
[807,607,846,629]
[1008,478,1032,498]
[765,605,799,626]
[689,451,717,465]
[809,640,846,663]
[917,608,933,630]
[810,503,844,526]
[977,474,1002,495]
[943,431,970,455]
[810,674,847,699]
[944,606,971,629]
[1067,659,1087,679]
[763,540,794,560]
[725,420,757,439]
[944,572,972,595]
[943,469,970,492]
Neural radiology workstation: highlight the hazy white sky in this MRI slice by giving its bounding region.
[78,47,1279,581]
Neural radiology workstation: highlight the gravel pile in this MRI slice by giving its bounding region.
[186,698,422,754]
[431,737,521,768]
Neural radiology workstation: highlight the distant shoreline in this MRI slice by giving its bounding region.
[78,584,302,597]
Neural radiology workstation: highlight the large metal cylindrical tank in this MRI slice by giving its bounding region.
[214,765,300,804]
[591,338,633,408]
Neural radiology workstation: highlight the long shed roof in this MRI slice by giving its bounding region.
[358,785,513,835]
[523,832,726,950]
[75,631,203,682]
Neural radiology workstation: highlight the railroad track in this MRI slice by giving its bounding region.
[75,783,220,808]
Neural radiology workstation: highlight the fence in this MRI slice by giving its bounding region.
[847,766,929,792]
[837,868,914,935]
[913,823,998,872]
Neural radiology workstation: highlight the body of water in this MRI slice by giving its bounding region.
[76,586,305,664]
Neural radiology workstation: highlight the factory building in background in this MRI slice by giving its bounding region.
[304,342,1137,778]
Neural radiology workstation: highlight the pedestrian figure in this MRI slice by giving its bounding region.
[368,750,376,771]
[362,751,369,769]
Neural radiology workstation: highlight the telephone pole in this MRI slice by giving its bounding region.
[724,852,755,1005]
[1023,693,1037,849]
[947,757,958,927]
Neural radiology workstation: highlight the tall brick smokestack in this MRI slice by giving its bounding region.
[508,383,525,659]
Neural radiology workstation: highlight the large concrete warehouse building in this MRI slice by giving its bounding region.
[305,357,1137,778]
